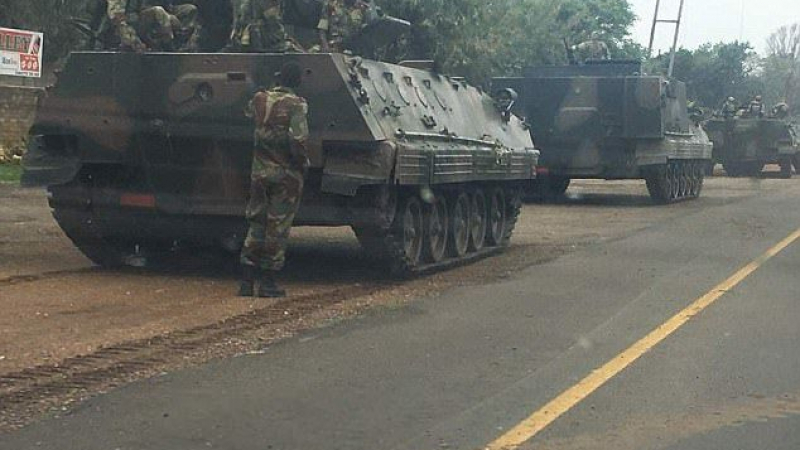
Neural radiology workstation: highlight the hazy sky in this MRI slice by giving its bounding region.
[629,0,800,54]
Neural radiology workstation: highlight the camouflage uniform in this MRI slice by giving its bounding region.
[229,0,290,52]
[106,0,200,52]
[772,102,790,119]
[747,97,765,118]
[317,0,368,52]
[721,97,738,118]
[574,39,610,62]
[240,86,310,271]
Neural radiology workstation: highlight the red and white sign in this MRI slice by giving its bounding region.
[0,27,43,78]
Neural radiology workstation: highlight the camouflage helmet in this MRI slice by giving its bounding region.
[755,95,763,101]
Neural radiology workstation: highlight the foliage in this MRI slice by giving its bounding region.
[646,42,763,109]
[762,24,800,114]
[377,0,640,83]
[0,0,93,63]
[0,164,23,184]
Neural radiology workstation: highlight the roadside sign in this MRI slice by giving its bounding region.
[0,27,43,78]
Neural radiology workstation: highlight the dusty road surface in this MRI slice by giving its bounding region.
[0,175,796,440]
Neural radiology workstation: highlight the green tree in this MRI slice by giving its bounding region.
[378,0,640,83]
[0,0,92,63]
[648,42,761,109]
[762,23,800,113]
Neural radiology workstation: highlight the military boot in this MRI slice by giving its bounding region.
[238,265,256,297]
[257,270,286,298]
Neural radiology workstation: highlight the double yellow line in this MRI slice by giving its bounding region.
[486,227,800,450]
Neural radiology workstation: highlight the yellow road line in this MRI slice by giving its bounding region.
[485,227,800,450]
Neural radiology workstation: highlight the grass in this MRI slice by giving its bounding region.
[0,164,23,184]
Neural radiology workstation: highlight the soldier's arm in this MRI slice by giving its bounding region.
[107,0,146,52]
[289,100,310,167]
[317,1,331,52]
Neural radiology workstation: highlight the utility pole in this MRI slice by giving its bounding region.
[647,0,686,77]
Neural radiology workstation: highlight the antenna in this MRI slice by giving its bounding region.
[647,0,687,77]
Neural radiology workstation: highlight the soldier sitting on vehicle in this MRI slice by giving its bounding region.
[572,33,611,62]
[228,0,300,52]
[316,0,370,53]
[772,102,790,119]
[106,0,201,52]
[720,96,739,119]
[746,95,766,118]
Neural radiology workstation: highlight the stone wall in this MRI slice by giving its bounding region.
[0,85,43,163]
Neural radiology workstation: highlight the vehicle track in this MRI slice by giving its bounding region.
[0,281,388,431]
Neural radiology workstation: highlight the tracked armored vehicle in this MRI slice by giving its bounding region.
[705,116,799,178]
[493,61,713,203]
[22,51,537,275]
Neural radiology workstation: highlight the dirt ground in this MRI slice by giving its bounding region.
[0,174,788,373]
[0,174,795,429]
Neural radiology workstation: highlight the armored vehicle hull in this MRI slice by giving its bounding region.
[23,52,538,275]
[705,117,799,178]
[493,62,713,203]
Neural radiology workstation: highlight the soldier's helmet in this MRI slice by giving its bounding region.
[755,95,763,101]
[278,62,303,88]
[728,97,735,102]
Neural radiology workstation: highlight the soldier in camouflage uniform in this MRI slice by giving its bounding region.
[106,0,201,52]
[747,95,766,118]
[317,0,369,53]
[239,62,310,298]
[573,38,610,62]
[772,102,790,119]
[721,96,738,118]
[228,0,291,52]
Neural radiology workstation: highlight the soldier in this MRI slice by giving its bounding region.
[239,62,310,298]
[106,0,201,52]
[772,102,790,119]
[721,96,738,118]
[317,0,369,53]
[747,95,765,118]
[573,34,610,62]
[228,0,291,52]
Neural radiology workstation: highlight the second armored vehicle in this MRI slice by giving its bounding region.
[705,116,799,178]
[493,61,713,203]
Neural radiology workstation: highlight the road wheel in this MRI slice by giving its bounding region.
[448,192,471,258]
[487,188,507,246]
[423,193,448,263]
[695,162,706,197]
[469,188,488,252]
[547,176,571,197]
[669,163,680,201]
[679,162,690,199]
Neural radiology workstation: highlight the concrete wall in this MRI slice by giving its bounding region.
[0,85,43,162]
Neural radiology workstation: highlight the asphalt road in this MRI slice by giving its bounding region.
[1,182,799,450]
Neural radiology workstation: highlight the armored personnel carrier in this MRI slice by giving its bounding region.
[705,116,799,178]
[22,52,537,275]
[493,61,713,203]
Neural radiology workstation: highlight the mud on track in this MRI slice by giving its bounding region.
[0,176,792,431]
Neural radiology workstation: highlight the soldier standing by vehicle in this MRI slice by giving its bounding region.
[317,0,369,53]
[228,0,291,52]
[721,96,738,118]
[239,62,310,298]
[106,0,201,52]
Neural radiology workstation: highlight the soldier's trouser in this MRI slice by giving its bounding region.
[240,168,304,271]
